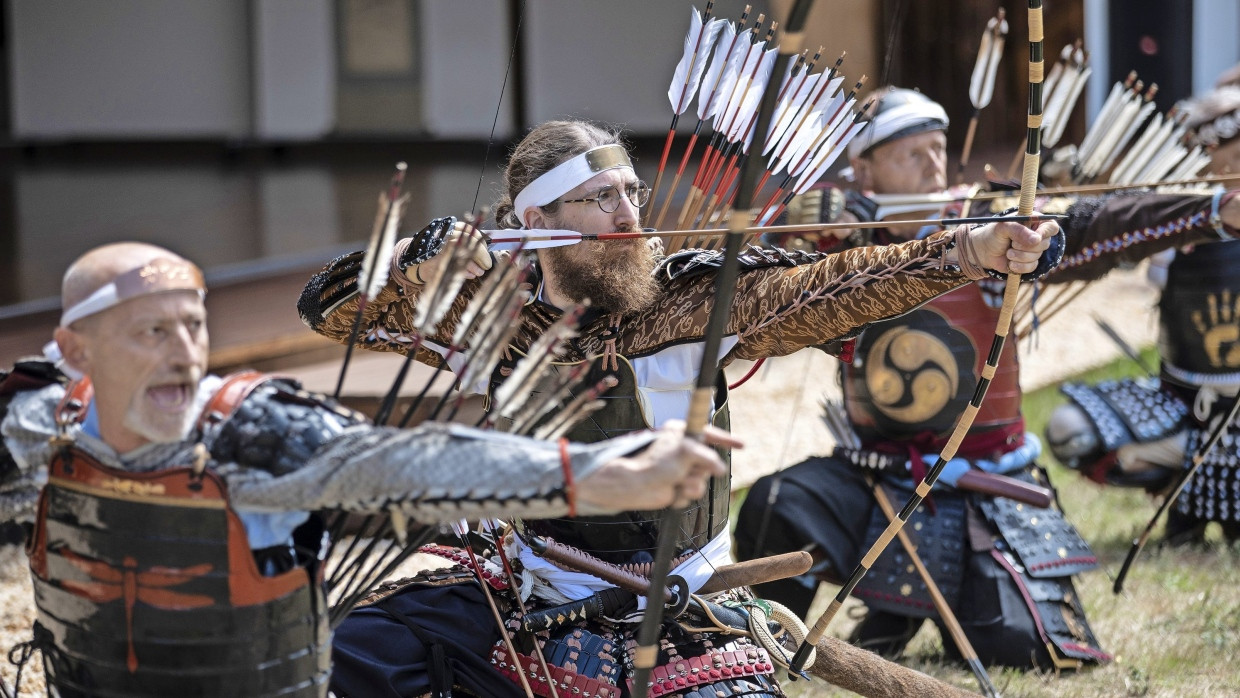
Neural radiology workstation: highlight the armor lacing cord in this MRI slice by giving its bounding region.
[601,314,622,372]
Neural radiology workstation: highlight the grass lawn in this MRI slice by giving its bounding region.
[736,347,1240,697]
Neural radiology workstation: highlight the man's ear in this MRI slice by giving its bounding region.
[524,207,548,230]
[53,326,90,375]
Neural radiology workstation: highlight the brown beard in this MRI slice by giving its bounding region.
[542,236,660,316]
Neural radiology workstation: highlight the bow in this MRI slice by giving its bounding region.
[630,3,817,696]
[788,0,1047,677]
[1113,394,1240,593]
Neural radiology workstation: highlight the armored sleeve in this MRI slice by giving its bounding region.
[978,190,1222,284]
[223,420,658,523]
[0,383,62,522]
[297,219,483,361]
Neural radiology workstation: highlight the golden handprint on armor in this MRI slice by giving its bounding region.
[1191,290,1240,368]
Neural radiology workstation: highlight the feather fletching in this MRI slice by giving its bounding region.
[356,163,408,302]
[668,12,727,115]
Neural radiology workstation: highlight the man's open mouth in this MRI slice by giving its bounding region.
[146,383,193,410]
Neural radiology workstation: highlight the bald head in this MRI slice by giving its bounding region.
[59,242,205,329]
[62,242,191,310]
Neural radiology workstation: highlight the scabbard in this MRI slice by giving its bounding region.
[524,535,672,602]
[832,446,1054,508]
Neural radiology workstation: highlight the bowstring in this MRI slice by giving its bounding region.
[471,0,525,218]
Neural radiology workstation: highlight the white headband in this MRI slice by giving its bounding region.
[59,257,206,327]
[847,100,950,160]
[512,144,634,228]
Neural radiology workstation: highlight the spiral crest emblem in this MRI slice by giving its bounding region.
[847,310,977,439]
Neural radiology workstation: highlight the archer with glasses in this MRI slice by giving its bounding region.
[299,119,1060,697]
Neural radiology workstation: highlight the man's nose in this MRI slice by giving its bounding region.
[169,325,205,368]
[614,193,641,226]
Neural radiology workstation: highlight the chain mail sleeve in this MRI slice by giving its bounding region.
[223,421,658,523]
[0,384,62,522]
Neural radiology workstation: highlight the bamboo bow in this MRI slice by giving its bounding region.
[788,0,1047,677]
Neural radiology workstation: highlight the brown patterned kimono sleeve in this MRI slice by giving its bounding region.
[727,230,972,360]
[297,248,479,361]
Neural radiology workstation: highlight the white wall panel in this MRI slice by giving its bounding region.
[9,0,251,139]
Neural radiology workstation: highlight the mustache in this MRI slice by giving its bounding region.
[152,369,203,386]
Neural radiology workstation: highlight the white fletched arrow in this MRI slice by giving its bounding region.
[774,76,845,175]
[732,48,780,150]
[485,228,585,251]
[793,102,871,196]
[357,162,408,302]
[715,36,768,141]
[1077,72,1136,167]
[764,51,813,147]
[765,70,819,155]
[667,9,727,115]
[968,9,1008,110]
[1042,43,1091,148]
[698,25,749,123]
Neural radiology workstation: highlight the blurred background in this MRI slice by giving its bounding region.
[0,0,1237,379]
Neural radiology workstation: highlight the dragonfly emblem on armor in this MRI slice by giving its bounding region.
[54,546,214,673]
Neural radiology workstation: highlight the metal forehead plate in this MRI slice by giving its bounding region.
[584,145,632,173]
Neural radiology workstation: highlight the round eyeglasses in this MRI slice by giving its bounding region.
[558,181,651,213]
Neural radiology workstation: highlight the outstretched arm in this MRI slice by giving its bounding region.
[989,188,1240,284]
[297,218,493,359]
[225,420,727,523]
[720,221,1057,361]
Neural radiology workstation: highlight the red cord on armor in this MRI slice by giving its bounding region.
[560,438,577,517]
[727,358,765,389]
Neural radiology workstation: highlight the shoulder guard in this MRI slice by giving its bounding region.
[655,244,828,283]
[0,359,67,400]
[205,374,369,478]
[1052,379,1188,470]
[1,359,67,484]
